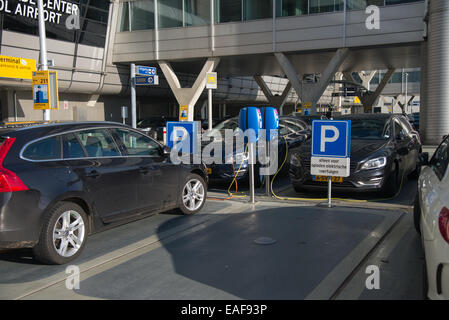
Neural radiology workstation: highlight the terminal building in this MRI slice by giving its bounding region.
[0,0,446,144]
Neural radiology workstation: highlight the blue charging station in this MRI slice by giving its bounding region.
[261,107,279,141]
[238,107,263,143]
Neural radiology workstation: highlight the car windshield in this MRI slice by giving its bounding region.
[214,118,239,131]
[350,118,390,140]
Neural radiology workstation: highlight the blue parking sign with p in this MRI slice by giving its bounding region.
[312,120,351,158]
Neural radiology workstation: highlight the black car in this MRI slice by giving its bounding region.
[137,116,177,141]
[204,116,309,186]
[289,114,422,195]
[0,121,208,264]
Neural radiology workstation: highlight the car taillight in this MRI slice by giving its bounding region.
[0,138,28,193]
[439,207,449,244]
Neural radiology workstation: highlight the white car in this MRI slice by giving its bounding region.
[415,135,449,300]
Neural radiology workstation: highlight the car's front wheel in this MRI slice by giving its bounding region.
[33,202,88,265]
[179,174,207,215]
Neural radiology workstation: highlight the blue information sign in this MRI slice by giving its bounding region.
[135,75,159,86]
[311,120,351,158]
[136,66,157,76]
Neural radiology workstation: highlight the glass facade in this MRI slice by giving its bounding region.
[0,0,110,47]
[119,0,423,31]
[185,0,210,26]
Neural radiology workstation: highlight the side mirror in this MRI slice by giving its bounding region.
[163,146,171,155]
[419,152,429,166]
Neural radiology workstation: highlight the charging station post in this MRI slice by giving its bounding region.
[239,107,262,204]
[261,107,280,197]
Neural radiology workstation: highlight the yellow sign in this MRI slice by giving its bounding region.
[0,55,36,80]
[303,102,313,108]
[32,71,59,110]
[354,96,361,104]
[179,105,189,121]
[206,72,217,90]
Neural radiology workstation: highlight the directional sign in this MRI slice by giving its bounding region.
[135,75,159,86]
[311,120,351,177]
[136,66,157,76]
[32,70,59,110]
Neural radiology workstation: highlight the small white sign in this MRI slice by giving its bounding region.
[206,72,217,90]
[311,157,350,177]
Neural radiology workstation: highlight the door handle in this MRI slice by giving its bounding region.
[86,170,100,178]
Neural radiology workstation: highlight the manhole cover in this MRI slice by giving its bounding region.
[254,237,277,245]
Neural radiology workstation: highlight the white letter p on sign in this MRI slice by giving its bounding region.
[320,125,339,152]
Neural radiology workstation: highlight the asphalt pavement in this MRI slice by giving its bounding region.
[0,180,423,300]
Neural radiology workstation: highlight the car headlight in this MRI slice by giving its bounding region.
[225,152,249,165]
[290,154,301,166]
[361,157,387,170]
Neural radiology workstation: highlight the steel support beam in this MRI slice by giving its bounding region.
[360,68,395,110]
[254,75,292,115]
[275,49,349,114]
[159,58,220,121]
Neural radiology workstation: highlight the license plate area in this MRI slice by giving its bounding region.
[313,176,343,183]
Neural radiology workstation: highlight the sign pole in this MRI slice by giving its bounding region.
[328,178,332,208]
[208,88,213,131]
[249,142,255,204]
[265,141,270,197]
[37,0,50,121]
[130,63,137,128]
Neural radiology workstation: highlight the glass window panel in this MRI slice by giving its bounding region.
[216,0,242,23]
[75,129,121,158]
[158,0,183,28]
[185,0,210,26]
[113,129,163,157]
[243,0,272,20]
[386,0,419,5]
[310,0,341,13]
[120,2,130,32]
[23,136,61,161]
[131,0,155,31]
[347,0,385,10]
[277,0,308,17]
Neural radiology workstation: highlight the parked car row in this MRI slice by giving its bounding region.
[0,121,208,264]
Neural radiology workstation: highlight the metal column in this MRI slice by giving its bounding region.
[37,0,50,121]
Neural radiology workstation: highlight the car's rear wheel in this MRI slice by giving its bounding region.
[179,174,207,215]
[33,202,88,265]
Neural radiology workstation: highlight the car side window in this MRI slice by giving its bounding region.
[62,133,86,159]
[383,122,391,139]
[113,129,163,157]
[399,117,413,133]
[22,136,61,161]
[429,138,449,181]
[75,129,121,158]
[394,120,406,140]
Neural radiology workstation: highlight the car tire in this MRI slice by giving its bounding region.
[179,174,207,215]
[409,162,421,179]
[414,195,421,235]
[423,260,429,300]
[383,162,400,197]
[33,202,89,265]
